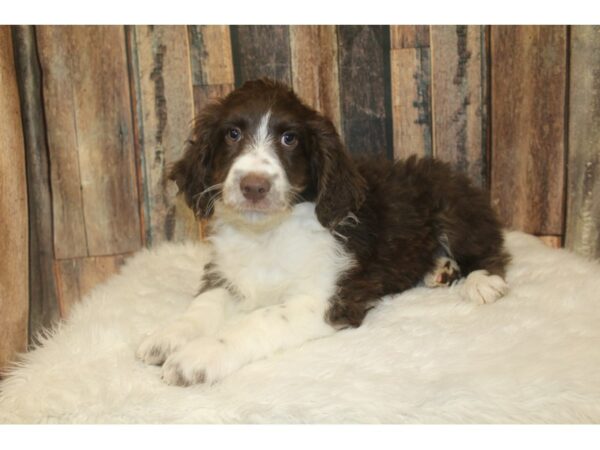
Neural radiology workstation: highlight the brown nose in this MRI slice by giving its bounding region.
[240,174,271,202]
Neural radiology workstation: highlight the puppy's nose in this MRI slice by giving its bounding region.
[240,174,271,202]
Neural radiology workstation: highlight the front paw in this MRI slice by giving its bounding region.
[136,325,192,366]
[461,270,508,304]
[161,337,234,386]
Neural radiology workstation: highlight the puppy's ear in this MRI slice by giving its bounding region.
[308,115,366,229]
[169,102,222,219]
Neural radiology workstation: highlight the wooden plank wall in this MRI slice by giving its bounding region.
[12,26,60,339]
[0,27,29,371]
[390,26,432,160]
[34,26,142,320]
[127,25,198,245]
[490,26,567,243]
[338,26,393,156]
[1,25,599,371]
[431,26,488,188]
[565,26,600,258]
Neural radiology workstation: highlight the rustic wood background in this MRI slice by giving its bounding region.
[1,25,599,371]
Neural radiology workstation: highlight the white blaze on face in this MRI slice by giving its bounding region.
[222,110,290,213]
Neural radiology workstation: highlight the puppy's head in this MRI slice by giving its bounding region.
[170,78,366,229]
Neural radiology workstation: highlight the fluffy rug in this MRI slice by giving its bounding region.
[1,231,600,423]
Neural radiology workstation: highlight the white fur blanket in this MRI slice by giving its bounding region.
[1,231,600,423]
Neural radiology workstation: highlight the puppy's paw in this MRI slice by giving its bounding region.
[136,325,193,366]
[161,337,234,386]
[423,256,461,288]
[461,269,508,304]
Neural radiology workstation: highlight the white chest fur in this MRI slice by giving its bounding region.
[208,202,353,311]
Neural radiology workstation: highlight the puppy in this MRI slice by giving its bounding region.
[137,78,510,386]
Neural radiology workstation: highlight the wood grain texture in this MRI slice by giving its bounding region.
[11,26,60,340]
[35,26,87,258]
[188,25,235,114]
[565,26,600,259]
[37,26,142,257]
[128,25,198,245]
[431,26,487,187]
[391,48,432,159]
[538,235,562,249]
[337,25,393,156]
[490,26,567,234]
[290,26,341,131]
[55,255,129,318]
[230,25,292,86]
[188,25,234,87]
[0,26,29,370]
[390,25,430,49]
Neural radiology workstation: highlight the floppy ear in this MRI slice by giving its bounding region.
[308,115,367,229]
[168,102,222,219]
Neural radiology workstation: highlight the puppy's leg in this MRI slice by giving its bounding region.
[460,252,510,305]
[136,287,234,365]
[439,214,510,304]
[422,256,461,288]
[422,242,461,288]
[161,294,335,386]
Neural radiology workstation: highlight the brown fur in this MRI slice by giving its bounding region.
[170,78,510,329]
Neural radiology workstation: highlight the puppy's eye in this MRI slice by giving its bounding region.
[281,131,297,147]
[226,127,242,143]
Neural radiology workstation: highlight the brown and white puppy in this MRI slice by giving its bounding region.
[136,78,510,386]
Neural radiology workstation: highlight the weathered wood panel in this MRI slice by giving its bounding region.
[127,25,198,245]
[35,26,87,258]
[390,25,432,160]
[290,26,341,131]
[337,25,393,156]
[37,26,142,258]
[188,26,235,115]
[55,255,129,317]
[0,27,29,370]
[565,26,600,259]
[391,47,432,159]
[390,25,430,49]
[11,26,60,340]
[188,25,234,87]
[390,25,433,158]
[490,26,567,233]
[230,25,292,86]
[431,25,487,187]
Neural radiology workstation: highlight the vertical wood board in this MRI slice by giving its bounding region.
[36,26,88,258]
[11,25,60,339]
[188,25,236,116]
[230,26,292,86]
[390,25,430,49]
[37,26,142,257]
[391,47,432,159]
[128,25,197,245]
[290,25,342,132]
[490,26,567,234]
[188,25,234,87]
[431,25,487,187]
[0,26,29,370]
[565,25,600,259]
[337,25,393,156]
